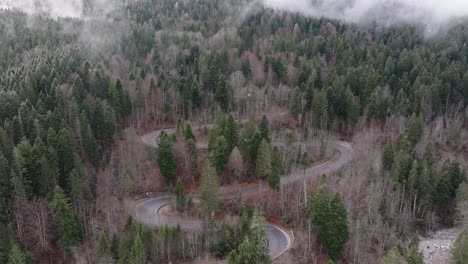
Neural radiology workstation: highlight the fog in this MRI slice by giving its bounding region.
[0,0,120,18]
[262,0,468,34]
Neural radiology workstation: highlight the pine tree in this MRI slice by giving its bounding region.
[199,161,219,218]
[7,244,29,264]
[174,179,186,212]
[129,234,145,264]
[407,113,424,145]
[0,224,12,263]
[0,155,11,224]
[328,193,349,261]
[228,207,271,264]
[117,236,130,264]
[56,128,76,188]
[382,143,394,171]
[453,228,468,264]
[311,175,349,261]
[256,140,271,180]
[215,74,231,112]
[80,112,100,165]
[259,115,270,143]
[268,146,281,190]
[51,186,83,251]
[156,132,176,185]
[98,233,111,256]
[184,124,196,142]
[407,235,423,264]
[239,125,262,168]
[211,136,229,173]
[290,89,303,119]
[225,115,239,150]
[97,233,113,264]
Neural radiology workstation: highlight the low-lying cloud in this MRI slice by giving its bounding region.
[0,0,119,19]
[262,0,468,34]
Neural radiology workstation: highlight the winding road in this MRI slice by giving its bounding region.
[135,123,354,260]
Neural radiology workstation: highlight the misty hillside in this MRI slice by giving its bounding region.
[0,1,468,264]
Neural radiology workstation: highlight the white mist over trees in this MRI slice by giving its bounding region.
[0,0,121,18]
[262,0,468,34]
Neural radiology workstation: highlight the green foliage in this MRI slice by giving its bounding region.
[211,136,229,173]
[215,74,232,112]
[256,140,271,180]
[433,160,465,222]
[407,236,423,264]
[227,207,271,264]
[239,125,262,168]
[259,116,270,143]
[225,115,239,150]
[453,229,468,264]
[156,132,177,185]
[128,234,145,264]
[174,179,186,212]
[7,244,31,264]
[382,143,394,171]
[97,233,114,263]
[407,113,424,145]
[310,175,349,261]
[200,161,219,218]
[268,146,281,190]
[213,222,243,258]
[51,186,83,252]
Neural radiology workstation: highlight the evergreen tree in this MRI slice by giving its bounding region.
[382,143,394,171]
[117,236,130,264]
[184,124,196,142]
[328,193,349,261]
[56,128,76,188]
[98,233,111,256]
[156,132,176,185]
[225,115,239,150]
[239,125,262,168]
[453,228,468,264]
[0,155,11,224]
[407,113,424,145]
[215,74,231,112]
[199,161,219,218]
[312,89,328,119]
[311,175,349,261]
[97,233,113,264]
[259,115,270,143]
[256,140,272,180]
[0,224,12,263]
[211,136,229,173]
[174,179,186,212]
[51,186,83,251]
[228,207,271,264]
[268,146,281,190]
[290,89,303,119]
[80,112,100,165]
[129,234,145,264]
[407,235,423,264]
[7,244,29,264]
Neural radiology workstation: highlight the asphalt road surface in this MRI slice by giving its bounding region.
[135,124,353,260]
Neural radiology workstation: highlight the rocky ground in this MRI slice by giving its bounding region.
[419,227,462,264]
[419,200,468,264]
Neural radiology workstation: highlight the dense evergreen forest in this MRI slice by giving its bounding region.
[0,0,467,263]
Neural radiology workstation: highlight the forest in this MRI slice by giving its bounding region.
[0,0,468,263]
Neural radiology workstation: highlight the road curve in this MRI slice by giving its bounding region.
[136,126,353,260]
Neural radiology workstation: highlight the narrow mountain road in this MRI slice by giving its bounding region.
[135,124,354,260]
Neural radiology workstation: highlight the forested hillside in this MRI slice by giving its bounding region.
[0,0,467,263]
